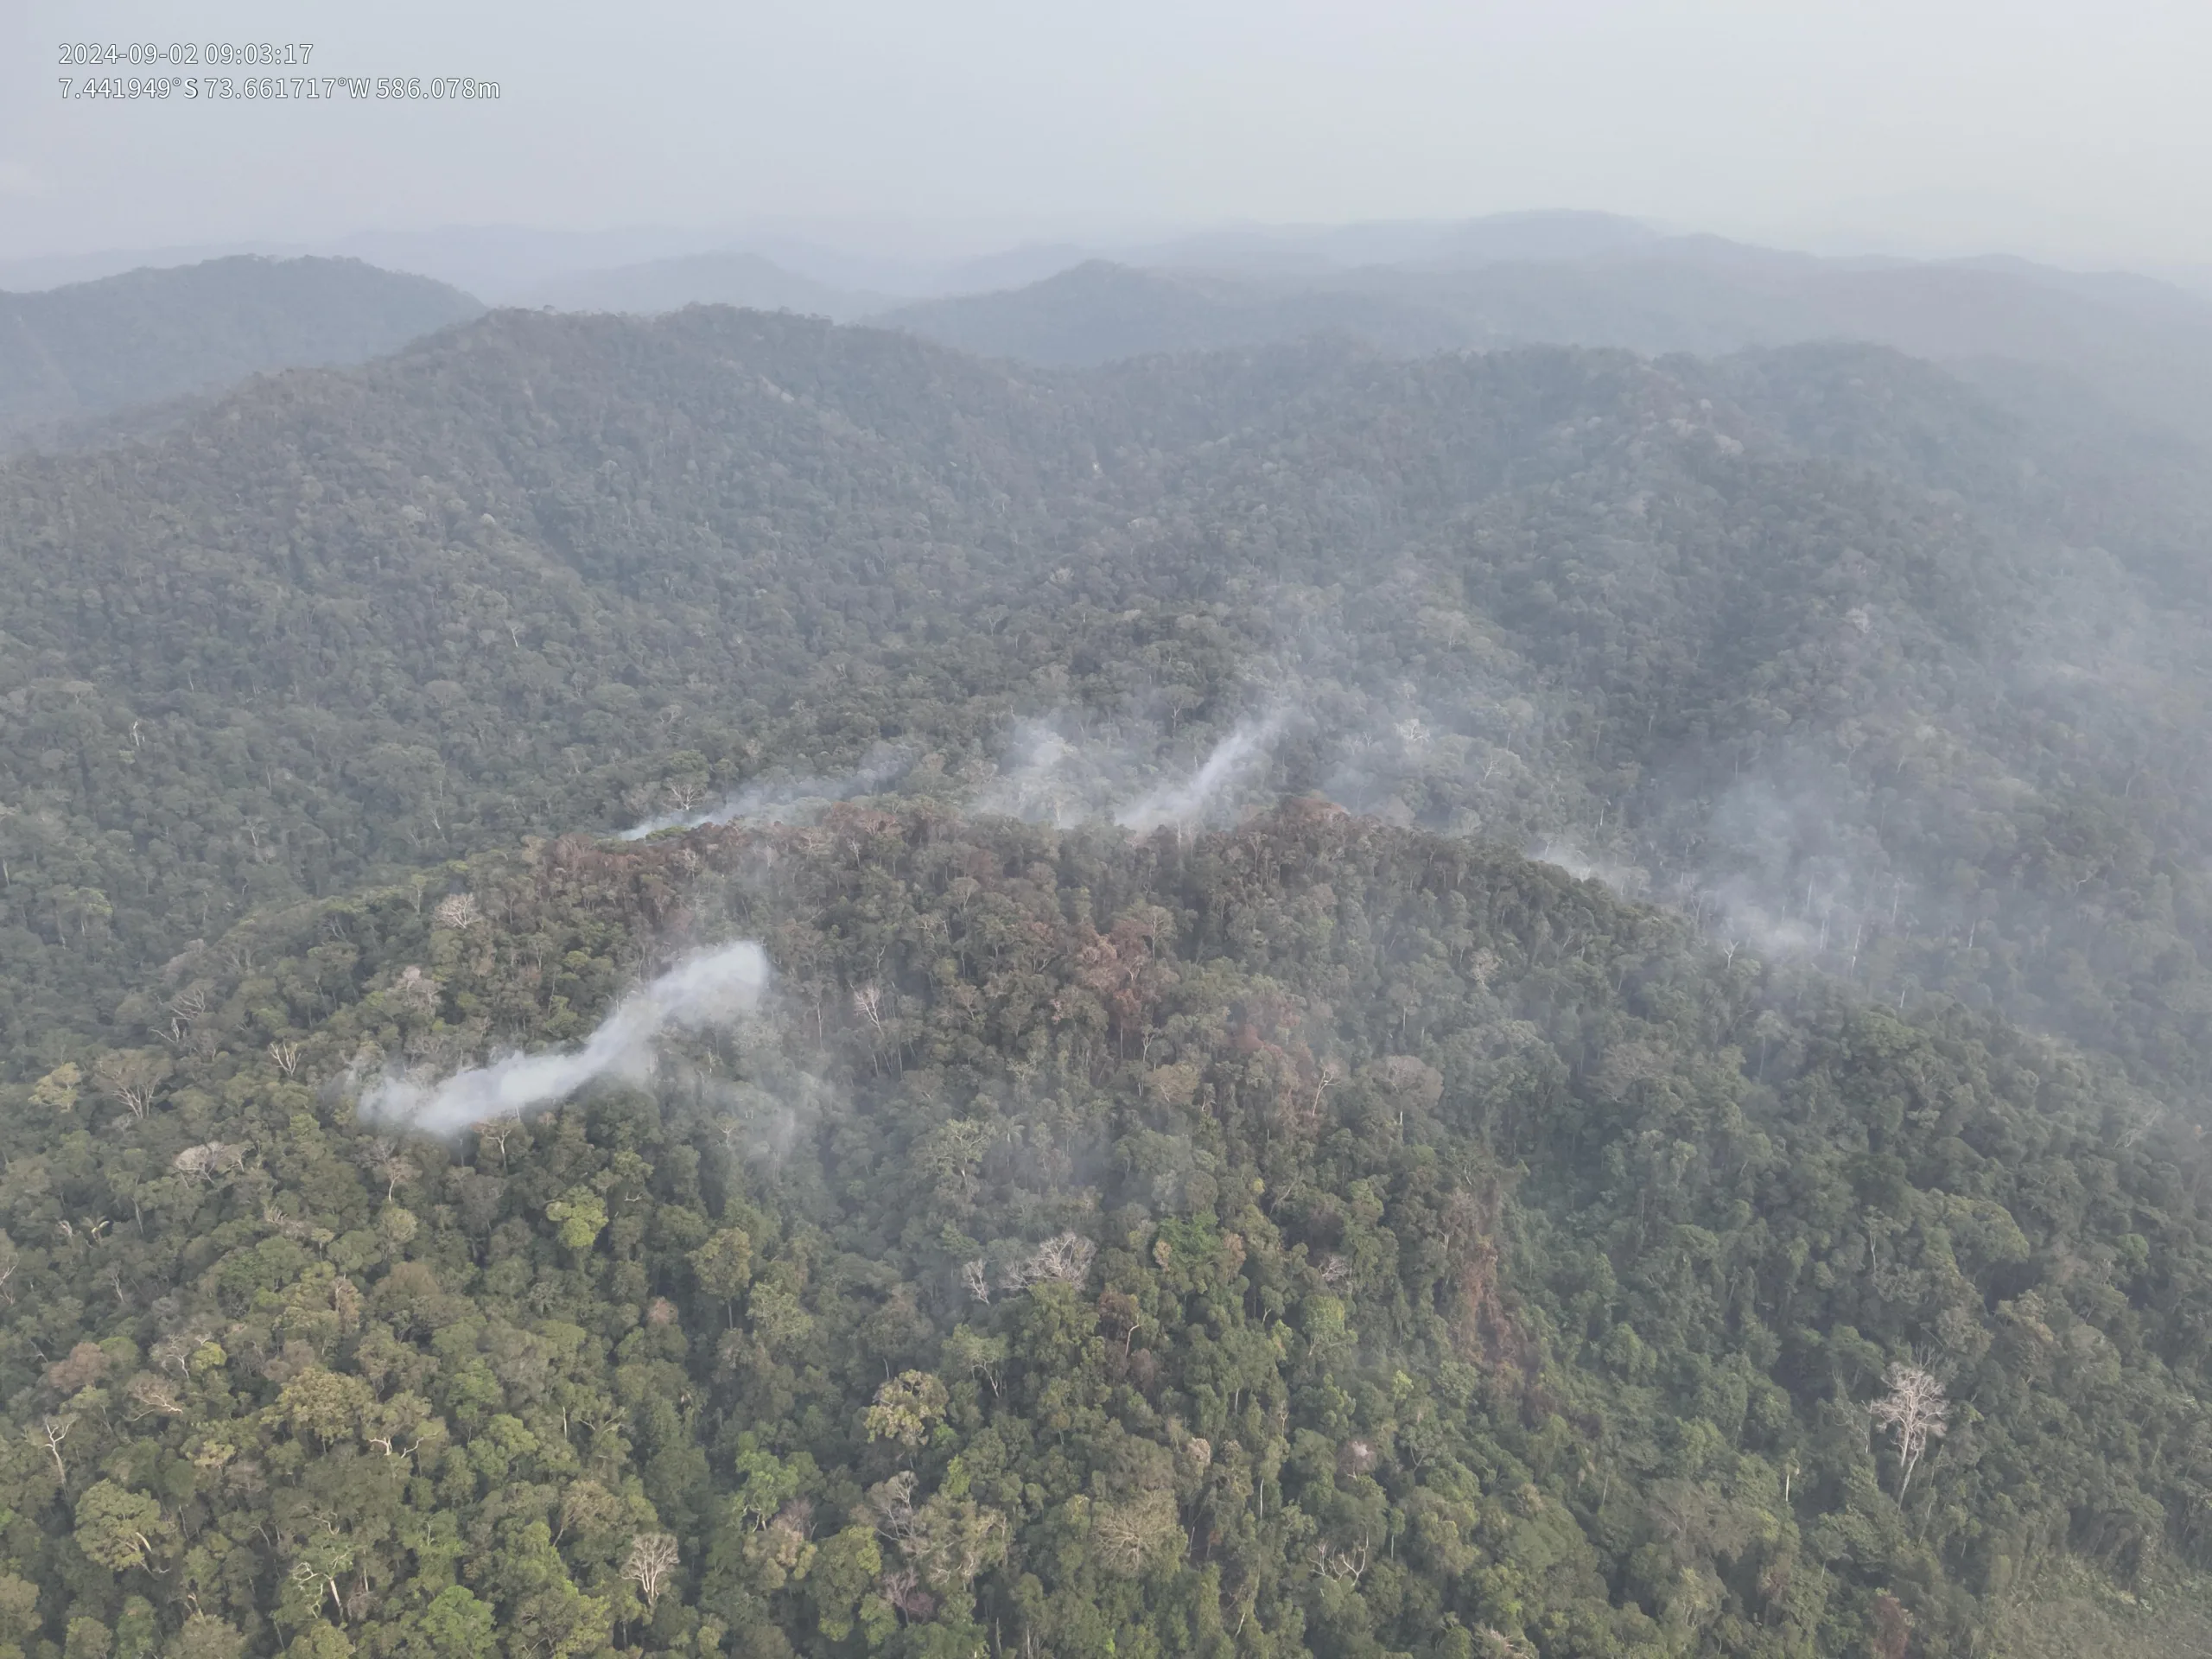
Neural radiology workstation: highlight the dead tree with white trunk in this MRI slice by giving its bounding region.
[1870,1363,1948,1501]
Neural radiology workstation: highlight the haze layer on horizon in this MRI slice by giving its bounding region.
[8,0,2208,272]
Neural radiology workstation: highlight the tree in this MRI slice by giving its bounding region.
[172,1142,246,1184]
[361,1140,417,1200]
[414,1587,497,1659]
[622,1534,680,1613]
[35,1414,74,1483]
[960,1259,991,1305]
[0,1574,41,1651]
[863,1372,948,1452]
[29,1064,80,1113]
[62,1617,110,1659]
[1097,1291,1144,1355]
[124,1373,184,1420]
[472,1116,524,1167]
[1090,1491,1179,1577]
[46,1344,110,1393]
[806,1528,881,1643]
[554,1479,624,1545]
[1870,1363,1949,1501]
[732,1443,810,1531]
[280,1367,373,1448]
[73,1480,170,1572]
[902,1497,1008,1594]
[546,1189,607,1255]
[92,1052,167,1120]
[1001,1232,1096,1293]
[943,1325,1008,1395]
[689,1226,753,1319]
[170,1618,244,1659]
[288,1626,352,1659]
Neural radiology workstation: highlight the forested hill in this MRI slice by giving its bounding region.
[10,283,2212,1659]
[885,251,2212,447]
[521,252,887,321]
[6,302,2212,1117]
[2,804,2208,1658]
[0,257,483,448]
[874,264,1472,367]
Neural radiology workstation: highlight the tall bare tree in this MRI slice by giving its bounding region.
[1870,1363,1948,1501]
[623,1533,679,1612]
[93,1050,168,1120]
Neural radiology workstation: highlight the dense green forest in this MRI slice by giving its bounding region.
[4,805,2211,1659]
[6,307,2212,1113]
[0,258,482,449]
[9,296,2212,1654]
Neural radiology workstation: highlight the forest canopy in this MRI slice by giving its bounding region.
[4,299,2212,1657]
[3,804,2209,1659]
[5,308,2212,1110]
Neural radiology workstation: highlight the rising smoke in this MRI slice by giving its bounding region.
[1529,838,1652,899]
[620,747,912,840]
[969,718,1103,827]
[969,709,1295,832]
[617,704,1297,846]
[1113,711,1290,831]
[358,941,772,1135]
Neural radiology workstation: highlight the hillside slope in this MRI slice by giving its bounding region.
[2,805,2207,1658]
[0,257,483,446]
[4,308,2212,1120]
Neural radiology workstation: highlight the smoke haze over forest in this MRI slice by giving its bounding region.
[9,8,2212,1659]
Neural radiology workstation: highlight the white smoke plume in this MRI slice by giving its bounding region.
[1530,839,1651,899]
[1701,881,1821,960]
[359,941,772,1135]
[973,715,1159,827]
[971,719,1096,827]
[1114,712,1290,833]
[620,746,910,840]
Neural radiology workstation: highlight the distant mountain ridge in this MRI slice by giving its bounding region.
[872,260,1470,365]
[20,216,2212,454]
[0,254,483,447]
[877,235,2212,443]
[519,249,891,320]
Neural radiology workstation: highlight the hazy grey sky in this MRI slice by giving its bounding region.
[8,0,2208,267]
